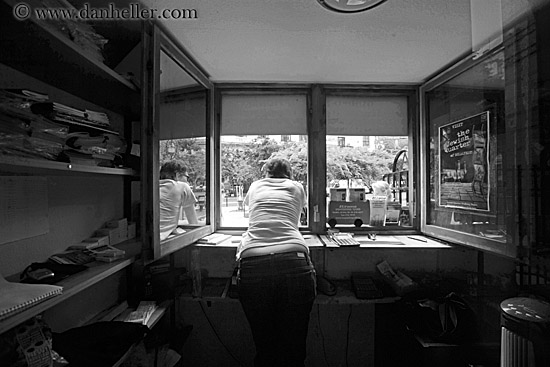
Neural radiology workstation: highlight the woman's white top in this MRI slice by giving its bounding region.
[237,178,307,260]
[159,179,197,240]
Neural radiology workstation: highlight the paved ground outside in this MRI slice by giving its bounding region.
[219,195,249,227]
[192,195,249,227]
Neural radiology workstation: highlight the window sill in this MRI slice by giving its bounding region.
[192,234,452,249]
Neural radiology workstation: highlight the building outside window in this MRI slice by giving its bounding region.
[337,136,346,147]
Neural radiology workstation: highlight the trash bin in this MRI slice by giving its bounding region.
[500,297,550,367]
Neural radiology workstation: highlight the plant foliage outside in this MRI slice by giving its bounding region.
[160,136,405,193]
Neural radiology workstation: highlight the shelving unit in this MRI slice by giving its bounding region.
[0,0,140,119]
[0,6,145,367]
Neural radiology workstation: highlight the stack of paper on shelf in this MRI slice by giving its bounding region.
[0,92,68,161]
[0,274,63,320]
[84,109,110,127]
[2,89,49,104]
[60,149,98,166]
[61,132,125,167]
[125,301,157,325]
[31,102,111,129]
[197,233,233,245]
[31,102,86,124]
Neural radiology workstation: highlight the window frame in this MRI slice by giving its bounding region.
[214,85,313,232]
[323,86,419,234]
[419,46,517,257]
[214,84,419,235]
[141,23,214,262]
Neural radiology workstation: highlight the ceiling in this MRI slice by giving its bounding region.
[144,0,538,85]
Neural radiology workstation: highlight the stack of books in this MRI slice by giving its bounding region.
[86,245,126,263]
[49,250,95,265]
[67,236,110,251]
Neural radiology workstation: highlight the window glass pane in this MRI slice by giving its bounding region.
[220,94,308,228]
[220,135,308,228]
[425,50,506,242]
[159,137,207,225]
[326,94,411,229]
[326,135,410,228]
[159,86,208,232]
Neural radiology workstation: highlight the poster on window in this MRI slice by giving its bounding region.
[439,111,490,211]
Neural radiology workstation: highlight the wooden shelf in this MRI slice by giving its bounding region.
[0,240,141,334]
[0,0,140,118]
[51,118,123,136]
[0,155,136,176]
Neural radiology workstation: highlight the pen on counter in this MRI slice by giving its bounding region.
[407,236,428,243]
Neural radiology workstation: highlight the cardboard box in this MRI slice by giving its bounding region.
[104,218,129,244]
[95,228,119,245]
[87,235,110,247]
[118,227,128,243]
[127,222,136,239]
[106,218,128,232]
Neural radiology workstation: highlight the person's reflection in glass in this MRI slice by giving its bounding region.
[159,161,198,240]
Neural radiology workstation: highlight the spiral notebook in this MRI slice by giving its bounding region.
[0,274,63,320]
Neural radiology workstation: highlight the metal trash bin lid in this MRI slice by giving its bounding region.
[501,297,550,323]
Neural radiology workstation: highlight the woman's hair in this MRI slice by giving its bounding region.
[263,158,292,179]
[160,161,187,180]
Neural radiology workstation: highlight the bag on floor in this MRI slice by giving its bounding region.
[404,291,477,343]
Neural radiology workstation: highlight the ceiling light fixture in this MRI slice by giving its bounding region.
[317,0,387,13]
